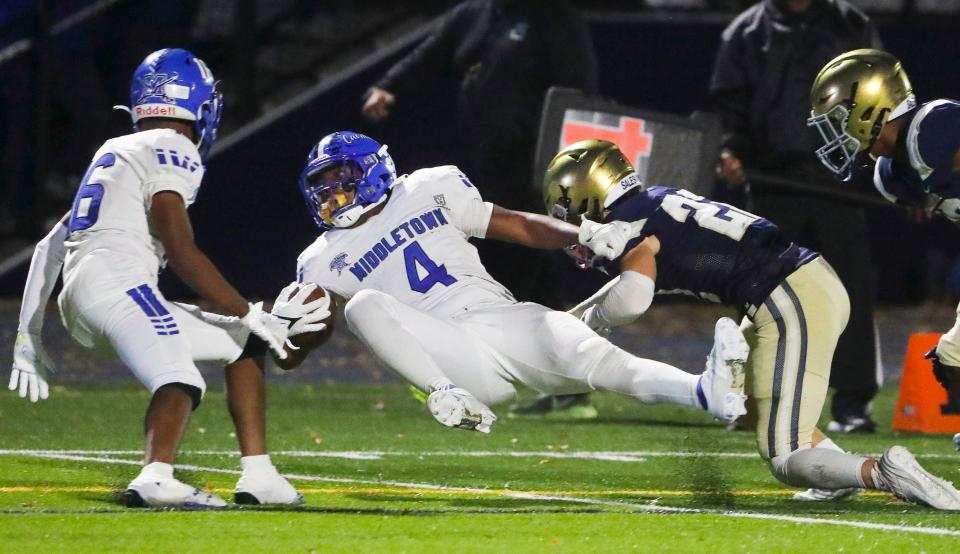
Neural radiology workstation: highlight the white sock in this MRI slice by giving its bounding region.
[588,349,699,408]
[241,454,275,475]
[140,461,174,480]
[814,438,876,490]
[774,448,868,489]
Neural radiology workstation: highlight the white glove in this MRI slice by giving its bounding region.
[9,332,54,402]
[427,384,497,434]
[241,302,290,360]
[578,218,634,261]
[270,282,332,337]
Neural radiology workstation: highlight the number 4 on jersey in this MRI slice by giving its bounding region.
[404,242,456,293]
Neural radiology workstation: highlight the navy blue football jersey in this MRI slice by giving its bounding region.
[599,186,818,309]
[873,99,960,205]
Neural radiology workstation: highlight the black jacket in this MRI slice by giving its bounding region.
[709,0,881,170]
[376,0,597,148]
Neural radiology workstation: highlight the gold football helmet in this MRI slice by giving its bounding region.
[807,48,914,179]
[543,139,640,223]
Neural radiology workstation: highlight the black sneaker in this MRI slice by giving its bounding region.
[826,414,877,434]
[508,393,598,420]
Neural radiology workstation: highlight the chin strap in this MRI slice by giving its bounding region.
[332,194,388,228]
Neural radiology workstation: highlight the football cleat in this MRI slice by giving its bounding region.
[122,475,226,509]
[697,317,749,422]
[427,384,497,433]
[235,470,304,506]
[876,446,960,510]
[792,487,859,502]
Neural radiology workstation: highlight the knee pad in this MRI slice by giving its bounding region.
[158,382,204,411]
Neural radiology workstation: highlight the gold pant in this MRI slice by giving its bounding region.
[741,257,850,460]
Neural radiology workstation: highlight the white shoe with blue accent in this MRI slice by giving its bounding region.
[428,384,497,433]
[698,317,749,422]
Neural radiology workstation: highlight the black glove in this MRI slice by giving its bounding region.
[925,347,960,415]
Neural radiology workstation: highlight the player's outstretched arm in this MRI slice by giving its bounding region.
[9,213,69,402]
[149,192,290,358]
[570,238,659,332]
[484,205,579,249]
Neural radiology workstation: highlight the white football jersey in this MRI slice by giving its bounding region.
[297,165,515,318]
[62,129,204,280]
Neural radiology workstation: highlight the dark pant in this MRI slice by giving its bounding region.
[751,190,879,419]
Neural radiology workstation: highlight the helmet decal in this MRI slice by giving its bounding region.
[125,48,223,161]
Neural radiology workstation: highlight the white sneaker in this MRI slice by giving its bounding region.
[877,446,960,510]
[793,487,859,502]
[235,470,304,505]
[123,470,226,509]
[427,384,497,433]
[698,317,749,422]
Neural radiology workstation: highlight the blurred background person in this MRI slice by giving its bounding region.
[710,0,883,433]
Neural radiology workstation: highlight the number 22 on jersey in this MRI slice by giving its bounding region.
[68,153,115,234]
[659,189,757,241]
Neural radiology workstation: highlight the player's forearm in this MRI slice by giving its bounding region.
[18,215,69,334]
[581,271,655,329]
[166,247,249,317]
[486,207,578,249]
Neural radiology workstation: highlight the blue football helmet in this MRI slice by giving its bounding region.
[122,48,223,160]
[299,131,397,230]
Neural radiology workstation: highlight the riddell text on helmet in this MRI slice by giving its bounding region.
[135,105,181,118]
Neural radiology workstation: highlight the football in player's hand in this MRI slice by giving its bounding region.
[288,284,336,350]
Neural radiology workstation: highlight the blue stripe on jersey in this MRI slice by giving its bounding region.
[137,284,170,316]
[127,284,178,336]
[765,296,787,459]
[126,286,157,317]
[783,282,808,452]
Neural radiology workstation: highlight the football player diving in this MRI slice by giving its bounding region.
[287,130,750,435]
[808,48,960,416]
[543,139,960,510]
[8,49,329,508]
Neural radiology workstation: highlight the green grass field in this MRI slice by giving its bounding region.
[1,383,959,552]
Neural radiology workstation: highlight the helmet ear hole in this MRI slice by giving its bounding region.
[859,106,874,122]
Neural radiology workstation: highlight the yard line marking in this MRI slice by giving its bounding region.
[3,449,959,462]
[0,485,887,497]
[11,451,960,537]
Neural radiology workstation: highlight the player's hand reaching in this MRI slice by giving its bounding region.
[926,347,960,413]
[270,282,332,337]
[578,218,635,261]
[9,332,54,402]
[241,302,291,360]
